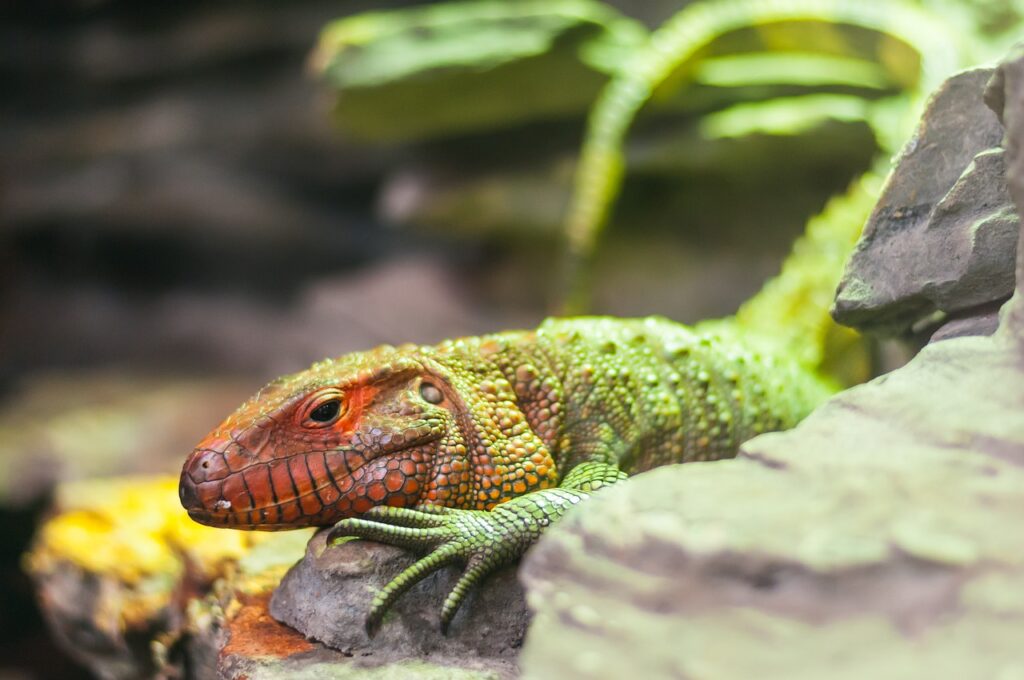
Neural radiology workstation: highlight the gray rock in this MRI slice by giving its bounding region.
[522,265,1024,678]
[32,561,162,680]
[832,67,1018,338]
[179,531,517,680]
[994,43,1024,343]
[519,52,1024,680]
[221,655,515,680]
[269,529,528,664]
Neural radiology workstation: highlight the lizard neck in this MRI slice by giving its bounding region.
[423,330,566,507]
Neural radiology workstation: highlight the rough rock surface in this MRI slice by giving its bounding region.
[832,67,1018,338]
[25,476,294,680]
[26,480,521,680]
[191,531,518,680]
[519,53,1024,679]
[269,529,527,666]
[26,475,522,679]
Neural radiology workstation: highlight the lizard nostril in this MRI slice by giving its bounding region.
[179,472,200,510]
[186,447,231,483]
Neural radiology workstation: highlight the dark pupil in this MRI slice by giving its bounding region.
[310,399,341,422]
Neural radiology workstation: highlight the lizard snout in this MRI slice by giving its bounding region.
[178,467,201,511]
[179,433,237,515]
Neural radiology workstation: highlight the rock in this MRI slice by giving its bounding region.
[29,485,509,680]
[522,267,1024,678]
[519,51,1024,679]
[191,530,518,680]
[993,43,1024,343]
[832,67,1018,338]
[25,476,293,679]
[269,528,527,666]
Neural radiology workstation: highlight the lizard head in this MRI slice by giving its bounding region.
[179,345,457,530]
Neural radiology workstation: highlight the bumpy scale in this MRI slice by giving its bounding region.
[180,317,830,632]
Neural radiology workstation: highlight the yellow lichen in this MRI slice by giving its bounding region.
[26,475,314,653]
[27,475,276,584]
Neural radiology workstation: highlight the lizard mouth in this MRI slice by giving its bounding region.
[182,475,353,530]
[180,431,444,530]
[185,507,320,531]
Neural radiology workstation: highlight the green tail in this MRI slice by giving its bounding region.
[701,171,882,386]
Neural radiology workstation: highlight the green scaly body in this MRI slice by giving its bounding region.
[181,316,829,631]
[452,316,826,478]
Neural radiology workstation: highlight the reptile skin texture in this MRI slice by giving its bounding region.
[180,316,829,631]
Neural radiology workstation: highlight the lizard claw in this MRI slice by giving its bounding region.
[328,503,532,635]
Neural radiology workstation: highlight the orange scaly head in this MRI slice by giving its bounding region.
[179,345,459,530]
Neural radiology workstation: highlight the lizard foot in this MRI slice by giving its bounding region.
[327,504,538,635]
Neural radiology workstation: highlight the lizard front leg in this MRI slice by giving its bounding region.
[327,461,627,634]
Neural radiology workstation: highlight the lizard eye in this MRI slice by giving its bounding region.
[310,400,341,422]
[419,381,444,404]
[302,390,345,427]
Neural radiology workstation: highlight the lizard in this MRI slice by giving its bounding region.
[179,315,832,633]
[176,0,982,637]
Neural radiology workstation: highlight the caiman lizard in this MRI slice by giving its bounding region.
[179,316,830,632]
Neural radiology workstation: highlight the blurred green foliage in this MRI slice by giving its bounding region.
[312,0,646,141]
[311,0,1024,382]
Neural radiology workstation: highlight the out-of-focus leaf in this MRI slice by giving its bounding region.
[312,0,647,142]
[694,52,890,89]
[561,0,968,314]
[700,94,872,138]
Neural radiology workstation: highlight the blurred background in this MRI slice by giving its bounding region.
[2,0,1010,676]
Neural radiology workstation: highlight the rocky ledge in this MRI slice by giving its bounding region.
[268,528,526,672]
[519,49,1024,679]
